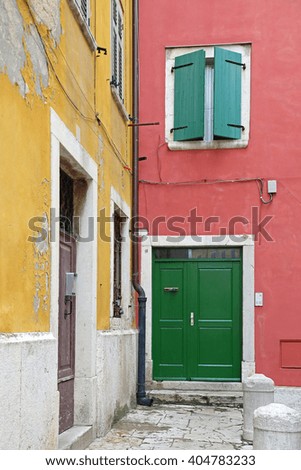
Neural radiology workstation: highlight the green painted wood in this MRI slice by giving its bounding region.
[152,263,187,380]
[214,47,242,140]
[173,50,205,141]
[189,262,242,381]
[153,257,242,381]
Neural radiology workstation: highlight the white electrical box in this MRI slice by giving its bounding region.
[267,180,277,194]
[255,292,264,307]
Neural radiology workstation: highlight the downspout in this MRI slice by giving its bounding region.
[132,0,153,407]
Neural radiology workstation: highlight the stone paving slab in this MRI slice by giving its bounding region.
[88,404,253,450]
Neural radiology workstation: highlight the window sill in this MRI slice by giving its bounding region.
[111,85,129,122]
[167,139,249,151]
[67,0,97,52]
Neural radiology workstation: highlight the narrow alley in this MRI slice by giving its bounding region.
[88,404,252,450]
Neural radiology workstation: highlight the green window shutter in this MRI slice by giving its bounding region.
[214,47,243,140]
[173,50,205,141]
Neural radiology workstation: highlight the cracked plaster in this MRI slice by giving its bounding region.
[0,0,61,97]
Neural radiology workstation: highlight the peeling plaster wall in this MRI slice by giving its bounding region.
[33,213,50,316]
[24,24,49,96]
[0,1,26,94]
[0,0,135,450]
[0,0,62,333]
[0,0,61,97]
[28,0,61,44]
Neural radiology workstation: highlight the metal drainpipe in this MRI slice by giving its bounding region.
[132,0,153,407]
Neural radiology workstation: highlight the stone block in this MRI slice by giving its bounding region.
[242,373,274,441]
[253,403,301,450]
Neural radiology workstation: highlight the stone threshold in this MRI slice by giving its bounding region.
[58,426,94,450]
[147,382,243,407]
[148,390,243,407]
[148,381,242,391]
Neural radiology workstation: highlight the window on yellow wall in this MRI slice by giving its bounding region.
[75,0,90,26]
[67,0,96,51]
[111,0,124,101]
[113,210,126,318]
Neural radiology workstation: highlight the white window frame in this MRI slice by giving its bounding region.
[165,43,251,151]
[75,0,90,26]
[67,0,97,51]
[110,187,133,330]
[111,0,124,102]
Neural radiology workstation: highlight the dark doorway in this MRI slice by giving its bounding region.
[58,170,77,434]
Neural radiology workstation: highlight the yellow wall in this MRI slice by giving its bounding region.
[96,0,133,329]
[0,0,133,332]
[0,73,51,332]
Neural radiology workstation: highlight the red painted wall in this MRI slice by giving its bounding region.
[138,0,301,386]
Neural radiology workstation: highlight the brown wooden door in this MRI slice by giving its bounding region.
[58,231,76,434]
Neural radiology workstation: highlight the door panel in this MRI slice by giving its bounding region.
[153,257,242,381]
[198,268,232,320]
[58,232,76,434]
[152,264,186,380]
[190,262,241,380]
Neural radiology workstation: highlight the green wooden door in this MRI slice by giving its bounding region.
[152,252,242,381]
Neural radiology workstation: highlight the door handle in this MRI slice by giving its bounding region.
[190,312,194,326]
[64,272,77,319]
[64,296,73,319]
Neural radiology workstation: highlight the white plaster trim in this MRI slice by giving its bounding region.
[109,187,133,329]
[0,332,55,343]
[111,85,130,121]
[110,0,125,104]
[97,328,137,338]
[50,108,98,428]
[141,234,255,384]
[110,185,131,218]
[165,43,251,150]
[50,109,98,182]
[168,140,248,151]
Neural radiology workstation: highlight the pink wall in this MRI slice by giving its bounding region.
[138,0,301,386]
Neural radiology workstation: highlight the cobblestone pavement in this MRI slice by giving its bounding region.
[88,404,252,450]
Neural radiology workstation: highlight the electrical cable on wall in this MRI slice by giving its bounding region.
[140,177,274,204]
[24,0,131,171]
[24,0,95,122]
[256,179,273,204]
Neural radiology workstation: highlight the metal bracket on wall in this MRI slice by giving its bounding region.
[170,125,188,133]
[227,124,245,131]
[128,122,160,127]
[171,62,193,73]
[97,46,107,56]
[225,59,246,70]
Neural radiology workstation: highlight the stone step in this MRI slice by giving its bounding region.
[148,381,242,392]
[58,425,94,450]
[147,389,243,407]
